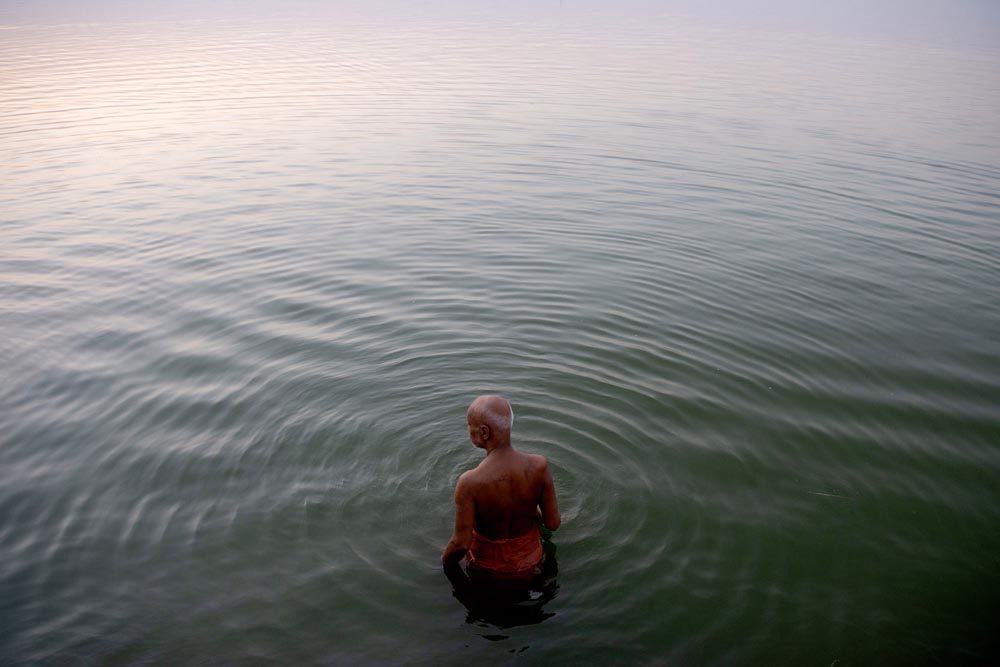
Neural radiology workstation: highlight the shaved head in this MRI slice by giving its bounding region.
[467,394,513,438]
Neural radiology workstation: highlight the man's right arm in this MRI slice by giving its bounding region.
[538,459,561,532]
[442,474,475,564]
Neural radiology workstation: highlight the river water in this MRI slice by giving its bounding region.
[2,3,999,664]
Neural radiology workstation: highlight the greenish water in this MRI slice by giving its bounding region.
[2,4,1000,665]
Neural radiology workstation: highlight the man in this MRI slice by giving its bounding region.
[442,395,561,573]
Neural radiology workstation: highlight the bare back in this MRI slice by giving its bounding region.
[464,449,549,540]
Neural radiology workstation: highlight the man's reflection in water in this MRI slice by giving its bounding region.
[444,539,559,628]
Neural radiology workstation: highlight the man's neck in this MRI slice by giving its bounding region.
[485,441,513,456]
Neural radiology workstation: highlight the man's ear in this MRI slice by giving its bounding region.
[480,424,491,441]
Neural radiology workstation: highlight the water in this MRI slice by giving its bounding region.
[2,4,1000,664]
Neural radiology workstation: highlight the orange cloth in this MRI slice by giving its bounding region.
[467,524,543,573]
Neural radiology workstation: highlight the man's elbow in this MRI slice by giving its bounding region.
[545,515,561,532]
[442,549,466,565]
[442,537,470,563]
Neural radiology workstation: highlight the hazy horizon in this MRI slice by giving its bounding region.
[2,0,1000,52]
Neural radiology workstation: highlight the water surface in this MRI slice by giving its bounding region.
[2,5,1000,664]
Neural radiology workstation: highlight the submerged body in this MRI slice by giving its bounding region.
[442,395,560,573]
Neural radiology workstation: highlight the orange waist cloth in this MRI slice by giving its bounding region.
[467,524,543,573]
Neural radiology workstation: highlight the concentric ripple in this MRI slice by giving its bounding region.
[2,6,1000,665]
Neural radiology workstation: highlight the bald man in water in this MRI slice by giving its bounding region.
[442,395,561,573]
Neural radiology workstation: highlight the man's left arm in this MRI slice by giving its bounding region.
[442,475,474,564]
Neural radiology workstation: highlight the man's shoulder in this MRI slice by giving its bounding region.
[457,467,486,489]
[517,452,549,480]
[454,469,480,500]
[524,452,548,469]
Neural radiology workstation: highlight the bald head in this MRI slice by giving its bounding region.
[467,394,513,448]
